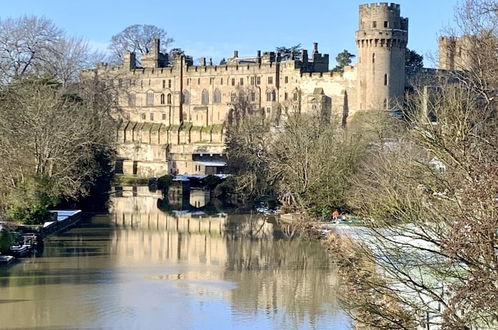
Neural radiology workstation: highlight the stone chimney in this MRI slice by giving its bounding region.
[301,49,308,63]
[313,42,318,54]
[123,52,137,69]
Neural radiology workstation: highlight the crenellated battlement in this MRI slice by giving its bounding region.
[359,3,400,11]
[358,2,407,32]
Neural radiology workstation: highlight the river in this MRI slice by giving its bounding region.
[0,186,350,329]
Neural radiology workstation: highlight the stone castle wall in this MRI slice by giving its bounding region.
[83,2,409,177]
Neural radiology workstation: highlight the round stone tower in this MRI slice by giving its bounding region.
[356,3,408,111]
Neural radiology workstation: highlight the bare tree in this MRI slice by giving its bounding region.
[225,88,274,202]
[343,80,498,329]
[0,16,104,87]
[270,112,367,216]
[0,78,117,223]
[108,24,173,65]
[331,2,498,326]
[0,16,60,84]
[43,37,105,87]
[226,88,368,215]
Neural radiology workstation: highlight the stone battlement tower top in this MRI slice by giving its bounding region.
[356,2,408,110]
[358,3,408,31]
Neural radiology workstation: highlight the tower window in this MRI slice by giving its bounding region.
[162,80,166,89]
[160,93,165,104]
[372,53,376,64]
[383,99,387,109]
[167,93,172,104]
[384,74,388,86]
[168,79,172,88]
[213,89,221,103]
[384,21,388,28]
[182,91,190,104]
[201,89,209,105]
[373,21,377,28]
[146,92,154,106]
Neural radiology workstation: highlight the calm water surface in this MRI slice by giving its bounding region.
[0,187,350,329]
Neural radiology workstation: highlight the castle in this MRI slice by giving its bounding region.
[84,2,410,177]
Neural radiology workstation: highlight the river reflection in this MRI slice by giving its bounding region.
[0,186,350,330]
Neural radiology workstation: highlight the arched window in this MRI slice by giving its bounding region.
[167,93,172,104]
[201,89,209,105]
[160,93,165,105]
[267,90,276,102]
[146,92,154,106]
[213,89,221,104]
[182,90,190,104]
[230,92,237,103]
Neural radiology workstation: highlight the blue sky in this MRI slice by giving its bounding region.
[2,0,460,67]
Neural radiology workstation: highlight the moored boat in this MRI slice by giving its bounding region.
[9,245,32,257]
[0,255,14,265]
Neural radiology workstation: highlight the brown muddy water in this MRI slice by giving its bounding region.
[0,186,350,329]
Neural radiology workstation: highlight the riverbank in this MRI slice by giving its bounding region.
[0,209,82,265]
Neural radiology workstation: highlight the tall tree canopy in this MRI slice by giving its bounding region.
[276,44,302,59]
[109,24,173,65]
[333,49,355,72]
[405,48,424,76]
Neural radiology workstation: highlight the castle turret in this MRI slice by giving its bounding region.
[356,3,408,110]
[141,38,168,68]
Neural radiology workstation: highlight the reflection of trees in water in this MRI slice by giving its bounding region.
[225,213,277,239]
[224,237,340,326]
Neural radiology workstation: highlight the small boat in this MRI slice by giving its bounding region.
[0,255,15,265]
[9,245,32,257]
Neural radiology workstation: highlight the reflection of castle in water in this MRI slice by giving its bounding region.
[109,186,341,327]
[110,186,276,265]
